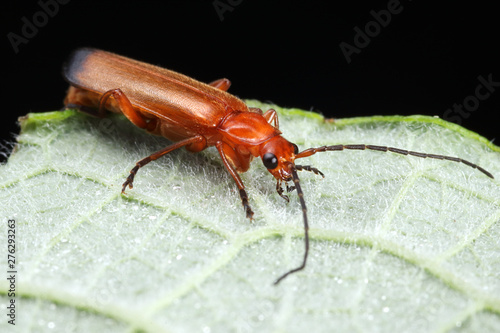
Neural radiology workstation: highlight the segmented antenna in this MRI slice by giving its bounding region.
[296,144,494,179]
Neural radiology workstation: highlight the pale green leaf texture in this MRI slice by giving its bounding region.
[1,100,500,333]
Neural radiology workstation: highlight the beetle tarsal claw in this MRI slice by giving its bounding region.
[121,172,136,193]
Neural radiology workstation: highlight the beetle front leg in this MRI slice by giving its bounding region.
[215,141,254,219]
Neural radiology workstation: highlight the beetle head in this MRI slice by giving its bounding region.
[260,136,299,181]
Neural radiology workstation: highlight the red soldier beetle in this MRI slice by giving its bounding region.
[62,48,495,285]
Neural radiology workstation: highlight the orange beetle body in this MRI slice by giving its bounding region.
[64,48,296,177]
[63,48,493,284]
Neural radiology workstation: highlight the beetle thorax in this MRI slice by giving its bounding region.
[218,111,281,151]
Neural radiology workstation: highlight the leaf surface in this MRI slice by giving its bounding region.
[1,101,499,332]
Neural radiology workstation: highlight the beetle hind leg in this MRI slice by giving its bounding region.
[99,88,151,129]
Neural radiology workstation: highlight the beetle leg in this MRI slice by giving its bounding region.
[215,141,254,219]
[263,109,279,129]
[100,88,152,130]
[122,135,205,193]
[209,78,231,91]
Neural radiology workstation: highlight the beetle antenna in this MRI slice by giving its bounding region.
[274,167,309,285]
[295,144,494,179]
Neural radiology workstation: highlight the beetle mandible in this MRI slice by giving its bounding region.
[63,48,494,284]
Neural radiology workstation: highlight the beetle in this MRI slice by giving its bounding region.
[63,48,494,284]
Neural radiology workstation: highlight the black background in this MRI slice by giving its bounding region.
[2,0,498,163]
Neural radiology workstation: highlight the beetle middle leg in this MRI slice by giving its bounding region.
[122,136,205,192]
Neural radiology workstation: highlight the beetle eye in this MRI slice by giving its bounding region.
[292,143,299,154]
[262,153,278,169]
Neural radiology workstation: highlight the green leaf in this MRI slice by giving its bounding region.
[1,100,499,332]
